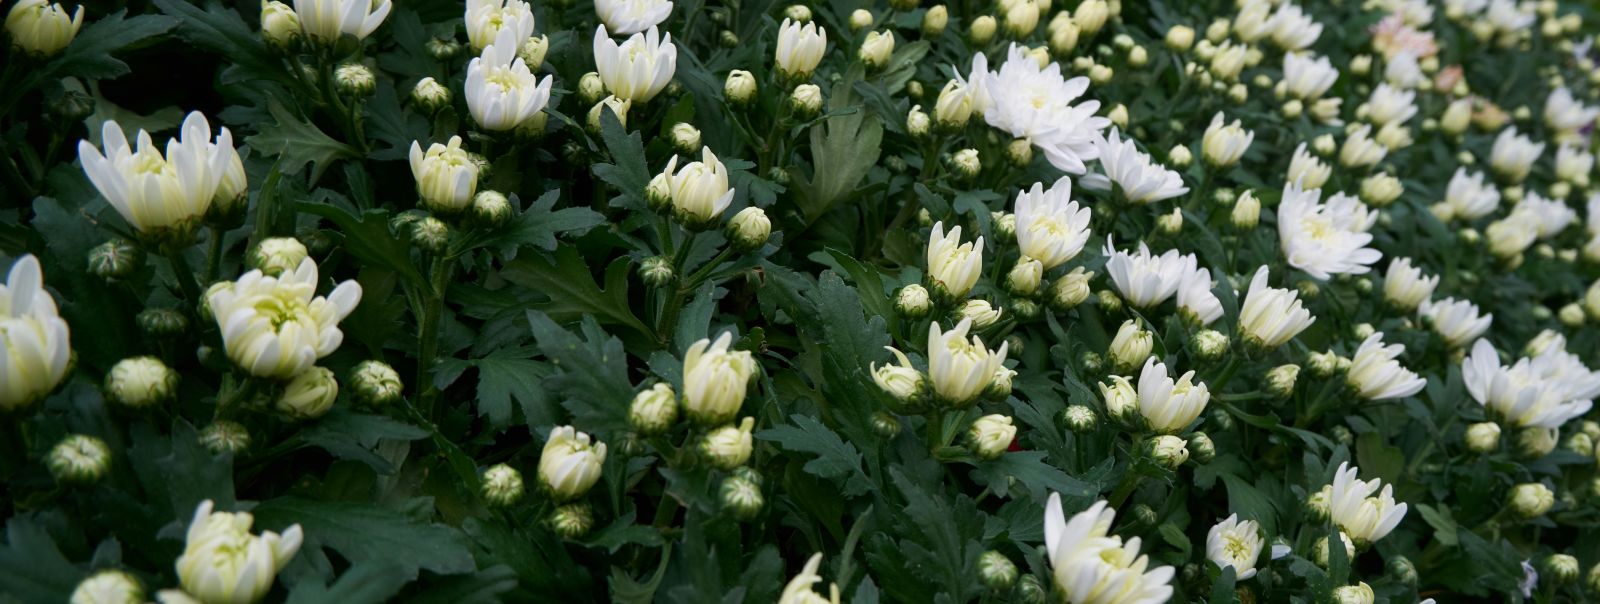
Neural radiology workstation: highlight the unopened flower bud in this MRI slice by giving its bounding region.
[1518,427,1558,458]
[88,239,142,280]
[1307,351,1342,378]
[671,123,702,155]
[1331,583,1373,604]
[106,356,178,409]
[784,4,811,22]
[519,34,549,70]
[1305,486,1333,523]
[1165,25,1195,52]
[1587,561,1600,592]
[720,474,764,519]
[1050,22,1080,56]
[410,216,450,252]
[1266,364,1299,398]
[1231,190,1260,230]
[978,551,1018,591]
[907,104,931,138]
[1560,303,1586,327]
[727,207,772,253]
[970,15,997,45]
[278,367,338,421]
[1109,320,1153,373]
[471,190,514,227]
[411,77,451,113]
[959,299,1003,329]
[1187,431,1215,463]
[578,72,605,106]
[922,5,948,37]
[895,284,933,318]
[790,84,823,117]
[427,37,460,60]
[587,95,631,132]
[549,502,594,538]
[1005,138,1034,167]
[967,414,1016,460]
[1059,405,1097,434]
[334,62,376,97]
[951,148,981,180]
[249,237,308,276]
[641,256,676,288]
[1155,207,1183,235]
[849,9,874,31]
[859,31,895,70]
[871,411,902,437]
[199,420,250,455]
[481,464,525,507]
[1006,257,1043,297]
[1191,330,1228,361]
[629,383,679,435]
[1167,144,1192,168]
[992,212,1016,242]
[1386,555,1417,586]
[1080,351,1104,374]
[48,434,110,485]
[259,1,300,49]
[701,417,756,469]
[1043,268,1092,312]
[71,570,144,604]
[137,308,188,338]
[1097,290,1123,314]
[349,360,402,407]
[1545,554,1580,584]
[1509,482,1555,518]
[725,70,757,106]
[1145,434,1189,469]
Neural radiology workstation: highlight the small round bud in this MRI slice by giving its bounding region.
[1587,562,1600,592]
[1305,486,1333,523]
[978,551,1018,591]
[859,31,895,70]
[1190,330,1228,361]
[1187,432,1215,464]
[51,90,95,125]
[1307,351,1342,378]
[1006,257,1043,297]
[967,414,1016,460]
[1155,207,1183,235]
[1387,555,1418,586]
[849,9,874,31]
[1167,144,1192,168]
[1096,290,1123,314]
[906,80,924,99]
[137,308,189,338]
[71,570,144,604]
[411,216,451,252]
[587,96,631,132]
[411,77,451,113]
[1165,25,1195,52]
[481,463,525,507]
[951,148,981,180]
[1266,364,1299,398]
[701,417,756,470]
[1006,139,1034,168]
[630,383,679,435]
[1545,554,1580,584]
[578,72,606,106]
[1508,482,1555,518]
[471,190,515,227]
[726,207,772,253]
[1080,351,1104,374]
[549,502,595,538]
[1144,435,1189,469]
[349,360,403,407]
[895,284,932,319]
[871,412,902,437]
[907,104,931,138]
[278,366,338,421]
[725,70,758,106]
[1560,303,1586,327]
[106,356,178,409]
[1109,320,1153,374]
[640,256,676,288]
[334,62,376,97]
[1314,531,1355,568]
[199,420,251,455]
[790,84,823,118]
[1359,173,1403,207]
[427,38,461,60]
[1061,404,1097,433]
[1128,46,1148,68]
[1518,426,1558,458]
[519,35,549,70]
[720,474,764,520]
[958,299,1003,329]
[1331,583,1373,604]
[1230,190,1260,230]
[249,237,309,276]
[922,5,949,37]
[1016,575,1045,604]
[1329,425,1353,446]
[670,123,702,156]
[88,239,143,280]
[719,30,739,47]
[784,4,812,22]
[969,15,997,45]
[1312,134,1337,156]
[48,434,111,485]
[992,212,1016,242]
[1047,268,1093,312]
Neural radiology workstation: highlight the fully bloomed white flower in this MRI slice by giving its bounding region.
[1206,515,1266,580]
[1281,52,1338,100]
[595,0,671,35]
[78,112,237,235]
[1364,84,1417,126]
[466,29,554,131]
[1512,193,1577,238]
[1266,3,1323,50]
[1327,462,1408,546]
[1463,339,1596,429]
[1081,129,1188,204]
[1346,332,1427,401]
[1287,142,1331,189]
[538,425,607,499]
[593,25,676,103]
[293,0,391,41]
[1486,212,1541,258]
[1238,266,1315,349]
[1013,177,1092,270]
[1383,51,1426,89]
[1490,127,1545,183]
[1420,297,1492,348]
[927,221,984,299]
[1043,495,1174,604]
[1202,112,1254,167]
[1528,336,1600,403]
[207,259,361,379]
[963,45,1109,174]
[464,0,534,51]
[1382,257,1438,312]
[176,500,303,604]
[1176,266,1223,325]
[1441,167,1499,220]
[774,18,827,80]
[1484,0,1533,34]
[0,255,71,412]
[1277,182,1382,280]
[926,319,1008,406]
[1134,357,1209,434]
[1102,237,1194,309]
[1545,86,1600,137]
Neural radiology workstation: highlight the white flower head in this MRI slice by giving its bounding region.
[682,331,756,424]
[1381,257,1438,312]
[408,135,479,212]
[1364,83,1417,126]
[0,255,71,412]
[1135,357,1210,433]
[1383,51,1426,89]
[927,221,985,299]
[1202,112,1255,167]
[1266,3,1323,50]
[1555,144,1594,186]
[1346,332,1427,401]
[176,500,303,604]
[1081,129,1189,204]
[1463,339,1596,429]
[1043,495,1174,604]
[207,258,362,379]
[293,0,391,41]
[4,0,83,57]
[1102,237,1194,309]
[1287,142,1331,190]
[1327,462,1408,545]
[1544,86,1599,135]
[662,147,736,225]
[1281,52,1339,101]
[1443,168,1499,221]
[1277,182,1382,280]
[1490,126,1545,183]
[1013,176,1092,270]
[538,425,608,499]
[593,25,677,103]
[78,111,238,234]
[1339,125,1388,168]
[595,0,672,35]
[926,319,1008,406]
[775,18,827,80]
[962,45,1110,174]
[1239,266,1316,349]
[1512,192,1576,238]
[1206,515,1266,580]
[465,0,534,51]
[1420,297,1493,349]
[1177,265,1223,326]
[779,553,840,604]
[466,28,555,131]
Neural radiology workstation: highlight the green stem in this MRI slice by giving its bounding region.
[1107,469,1143,508]
[418,254,454,420]
[204,226,225,284]
[166,250,206,314]
[681,248,735,290]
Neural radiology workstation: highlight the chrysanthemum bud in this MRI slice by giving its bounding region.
[1089,64,1115,85]
[1587,562,1600,592]
[106,356,178,409]
[1509,482,1555,518]
[578,72,605,106]
[720,474,764,519]
[969,15,997,44]
[923,5,948,37]
[1518,427,1557,458]
[1545,554,1580,584]
[334,62,376,97]
[1004,257,1043,297]
[1560,303,1586,327]
[784,4,811,22]
[1329,425,1353,446]
[952,148,981,180]
[628,383,679,435]
[871,411,902,437]
[1097,289,1124,314]
[410,216,451,252]
[137,308,188,338]
[1054,406,1095,435]
[895,284,933,318]
[959,299,1003,329]
[790,84,823,118]
[549,502,594,538]
[427,38,460,60]
[670,123,703,156]
[934,81,972,130]
[1331,583,1373,604]
[519,34,549,70]
[1005,138,1034,167]
[411,77,451,113]
[1155,207,1183,235]
[1312,134,1337,156]
[1266,364,1299,398]
[71,570,144,604]
[725,70,757,106]
[992,212,1016,242]
[1050,22,1080,56]
[88,239,142,280]
[348,360,402,407]
[1109,320,1153,374]
[978,551,1018,591]
[640,256,676,288]
[726,207,772,253]
[587,95,631,132]
[278,367,338,421]
[481,464,525,507]
[198,420,250,455]
[1041,268,1091,313]
[849,9,874,31]
[1167,144,1192,168]
[1387,555,1418,586]
[1145,435,1190,469]
[859,31,895,70]
[259,1,300,49]
[1191,330,1228,361]
[469,190,514,227]
[907,104,931,138]
[1307,351,1342,378]
[701,417,756,469]
[1080,351,1104,374]
[48,434,110,485]
[1305,486,1333,523]
[967,414,1016,460]
[1165,25,1195,52]
[248,237,309,277]
[1187,431,1215,463]
[906,80,924,99]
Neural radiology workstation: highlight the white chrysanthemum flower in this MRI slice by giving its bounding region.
[1177,265,1223,325]
[464,0,534,51]
[1013,177,1092,270]
[1287,142,1331,189]
[927,319,1008,406]
[1281,52,1338,101]
[779,553,840,604]
[1327,462,1408,545]
[1421,297,1492,349]
[1555,144,1594,186]
[1528,336,1600,402]
[1043,495,1174,604]
[538,425,608,499]
[1490,126,1545,183]
[1232,0,1273,43]
[176,500,303,604]
[1370,14,1437,59]
[1364,84,1417,126]
[872,347,924,402]
[1442,167,1499,220]
[681,332,756,424]
[1202,112,1254,168]
[466,29,554,131]
[1277,182,1382,280]
[1102,237,1194,309]
[1266,3,1323,50]
[1445,0,1489,15]
[1375,0,1433,27]
[962,45,1109,174]
[593,25,676,103]
[595,0,671,35]
[1382,257,1438,312]
[207,259,361,379]
[1545,86,1600,137]
[1512,193,1576,238]
[1485,0,1534,36]
[1239,266,1316,349]
[774,18,827,80]
[1486,212,1541,258]
[1134,357,1209,434]
[1339,125,1388,168]
[408,135,479,212]
[78,112,237,235]
[927,221,985,299]
[0,255,72,412]
[1346,332,1427,401]
[293,0,391,41]
[1082,129,1188,204]
[1464,339,1597,429]
[659,146,736,224]
[1206,515,1266,580]
[1383,51,1426,89]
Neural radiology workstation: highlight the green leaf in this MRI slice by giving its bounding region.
[1219,473,1280,537]
[478,190,606,256]
[1158,523,1192,560]
[879,41,931,95]
[285,562,413,604]
[40,10,177,81]
[593,109,652,211]
[0,516,81,603]
[1355,431,1404,488]
[253,498,475,578]
[502,248,651,340]
[790,86,883,222]
[153,0,282,81]
[674,282,725,353]
[295,411,429,474]
[972,451,1097,501]
[406,566,519,604]
[1414,504,1459,547]
[1208,565,1239,604]
[525,312,636,434]
[297,203,426,290]
[583,512,665,553]
[248,98,358,181]
[757,414,872,497]
[434,352,553,429]
[610,545,673,604]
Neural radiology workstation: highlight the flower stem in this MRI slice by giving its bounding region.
[418,253,454,421]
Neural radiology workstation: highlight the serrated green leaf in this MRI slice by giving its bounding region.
[1414,504,1458,547]
[295,410,429,474]
[972,451,1097,502]
[0,516,81,603]
[593,109,651,211]
[248,99,358,181]
[37,10,177,82]
[406,565,519,604]
[153,0,282,81]
[285,562,413,604]
[296,203,426,290]
[477,190,606,256]
[790,85,883,222]
[435,352,553,429]
[503,248,651,340]
[525,311,635,434]
[253,498,475,578]
[757,414,872,497]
